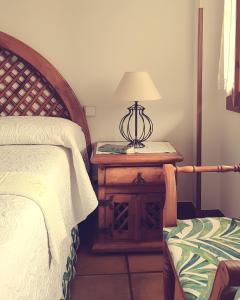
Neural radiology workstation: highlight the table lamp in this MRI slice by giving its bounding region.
[114,71,161,148]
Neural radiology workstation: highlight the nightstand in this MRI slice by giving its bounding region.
[91,142,183,253]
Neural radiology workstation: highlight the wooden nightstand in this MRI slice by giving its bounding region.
[91,142,183,253]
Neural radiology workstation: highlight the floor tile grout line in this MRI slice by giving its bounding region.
[75,272,129,277]
[130,270,163,274]
[75,269,163,277]
[125,255,135,300]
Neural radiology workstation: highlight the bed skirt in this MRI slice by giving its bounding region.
[61,226,80,300]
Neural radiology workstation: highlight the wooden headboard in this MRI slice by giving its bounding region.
[0,31,91,153]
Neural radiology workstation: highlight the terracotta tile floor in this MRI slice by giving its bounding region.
[71,201,207,299]
[70,248,163,300]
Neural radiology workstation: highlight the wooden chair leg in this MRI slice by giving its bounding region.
[163,244,175,300]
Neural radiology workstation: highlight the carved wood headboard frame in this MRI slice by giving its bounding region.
[0,31,91,153]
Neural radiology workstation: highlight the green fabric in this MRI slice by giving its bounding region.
[235,288,240,300]
[61,226,80,300]
[164,217,240,300]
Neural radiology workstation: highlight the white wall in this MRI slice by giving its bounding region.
[221,99,240,216]
[0,0,196,202]
[200,0,240,215]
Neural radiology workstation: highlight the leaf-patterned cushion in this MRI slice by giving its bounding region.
[164,217,240,300]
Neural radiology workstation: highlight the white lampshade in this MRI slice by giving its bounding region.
[114,72,161,101]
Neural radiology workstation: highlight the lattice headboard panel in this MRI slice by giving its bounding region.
[0,48,70,118]
[0,32,91,153]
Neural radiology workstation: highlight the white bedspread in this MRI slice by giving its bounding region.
[0,145,84,300]
[0,116,98,263]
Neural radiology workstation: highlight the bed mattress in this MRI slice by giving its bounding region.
[0,145,84,300]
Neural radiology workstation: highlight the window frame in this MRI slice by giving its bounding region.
[226,0,240,112]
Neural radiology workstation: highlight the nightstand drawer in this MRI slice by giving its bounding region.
[105,167,164,186]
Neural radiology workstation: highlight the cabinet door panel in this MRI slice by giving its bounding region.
[140,193,164,241]
[106,194,135,240]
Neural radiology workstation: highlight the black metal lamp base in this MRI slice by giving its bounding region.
[119,101,153,148]
[127,140,145,148]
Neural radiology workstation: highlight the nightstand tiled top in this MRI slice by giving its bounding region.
[91,142,183,166]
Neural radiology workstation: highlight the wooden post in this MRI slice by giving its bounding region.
[196,7,203,213]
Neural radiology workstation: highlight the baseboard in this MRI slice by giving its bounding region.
[177,202,225,219]
[196,209,224,218]
[177,202,196,219]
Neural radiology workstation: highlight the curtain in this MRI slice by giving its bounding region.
[218,0,236,95]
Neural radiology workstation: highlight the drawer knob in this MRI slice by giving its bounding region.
[133,172,145,185]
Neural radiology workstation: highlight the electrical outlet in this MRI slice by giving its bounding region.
[85,106,96,117]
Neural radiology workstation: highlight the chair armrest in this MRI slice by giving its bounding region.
[210,260,240,300]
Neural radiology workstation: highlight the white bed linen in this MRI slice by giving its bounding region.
[0,116,98,263]
[0,145,83,300]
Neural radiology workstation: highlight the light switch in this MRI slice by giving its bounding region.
[85,106,96,117]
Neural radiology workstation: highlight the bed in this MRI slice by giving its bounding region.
[0,32,98,300]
